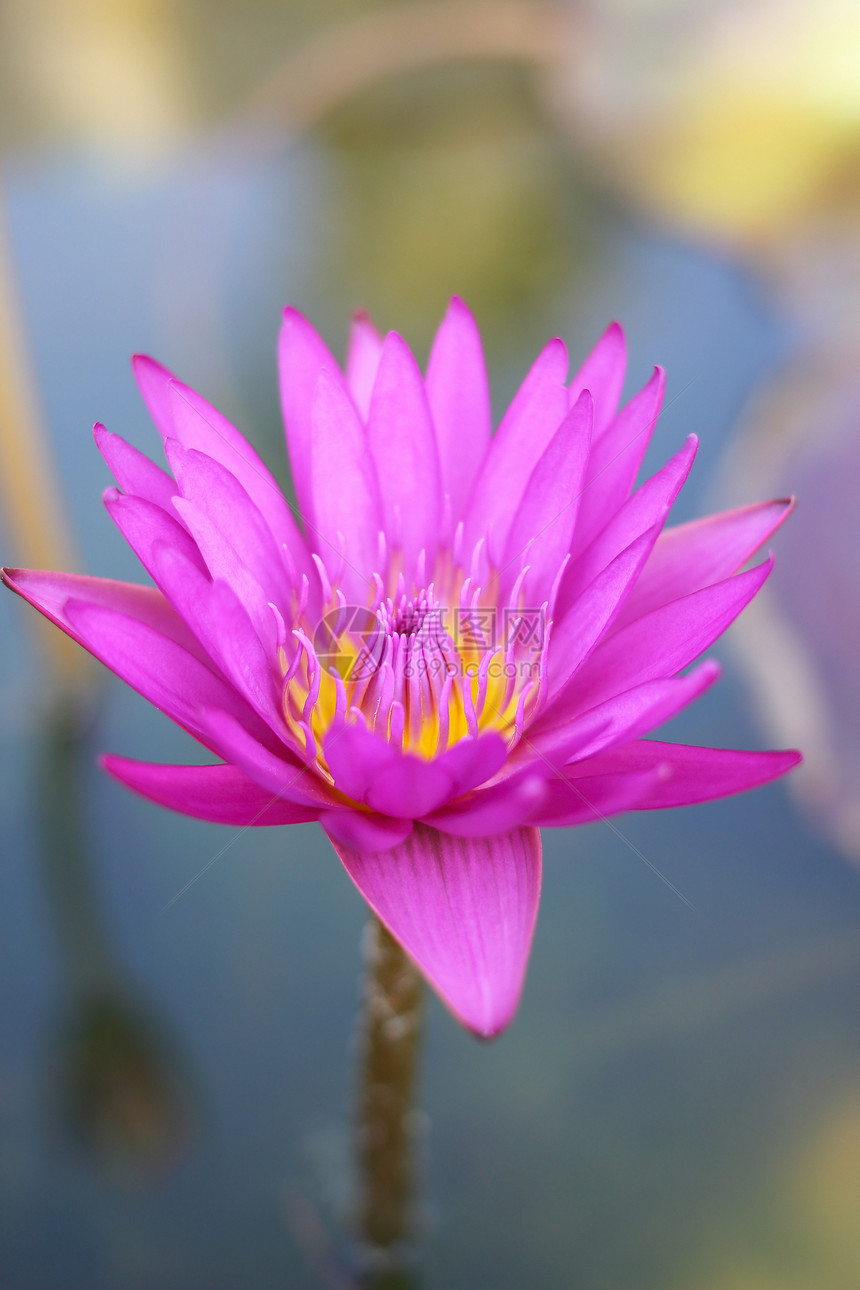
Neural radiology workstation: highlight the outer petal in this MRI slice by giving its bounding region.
[501,390,593,604]
[134,354,308,579]
[554,435,698,622]
[567,321,626,438]
[529,769,664,826]
[425,296,492,528]
[327,823,542,1037]
[570,366,665,559]
[168,495,278,657]
[61,599,278,754]
[550,558,774,720]
[464,338,569,562]
[94,424,179,516]
[367,332,442,578]
[530,660,721,764]
[101,756,319,825]
[309,370,383,599]
[104,488,209,586]
[165,441,293,608]
[615,497,795,629]
[278,308,348,529]
[546,528,658,701]
[345,311,384,422]
[565,741,802,808]
[147,546,287,739]
[190,707,339,808]
[1,567,209,665]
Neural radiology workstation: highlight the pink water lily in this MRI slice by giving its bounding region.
[3,299,800,1036]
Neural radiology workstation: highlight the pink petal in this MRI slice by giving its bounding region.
[345,311,384,422]
[328,823,542,1037]
[546,528,659,701]
[94,424,179,516]
[147,545,286,736]
[555,435,698,621]
[168,494,278,657]
[423,773,547,837]
[309,370,383,600]
[531,660,721,764]
[566,741,802,808]
[166,441,293,608]
[367,333,442,578]
[568,321,626,438]
[551,558,774,720]
[133,353,308,579]
[101,755,319,825]
[62,599,278,754]
[278,307,349,530]
[105,490,284,715]
[320,810,413,853]
[464,338,569,562]
[194,708,339,808]
[425,296,492,528]
[365,756,456,819]
[501,390,593,604]
[570,366,665,559]
[436,733,509,796]
[104,488,209,585]
[324,725,509,818]
[529,768,664,826]
[615,497,795,629]
[1,567,208,665]
[323,723,395,804]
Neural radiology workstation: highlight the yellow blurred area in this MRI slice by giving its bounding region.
[689,1087,860,1290]
[555,0,860,246]
[2,0,191,153]
[787,1090,860,1274]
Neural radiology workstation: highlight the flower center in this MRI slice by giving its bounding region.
[278,543,549,779]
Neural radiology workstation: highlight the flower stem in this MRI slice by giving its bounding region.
[356,916,423,1269]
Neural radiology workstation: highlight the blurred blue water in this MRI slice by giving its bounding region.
[1,147,857,1290]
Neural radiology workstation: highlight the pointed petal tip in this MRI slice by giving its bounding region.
[701,657,722,681]
[99,752,124,781]
[131,352,170,378]
[445,293,475,320]
[279,304,320,344]
[329,824,541,1038]
[350,306,381,332]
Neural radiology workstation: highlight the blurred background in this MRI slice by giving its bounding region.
[1,1,860,1286]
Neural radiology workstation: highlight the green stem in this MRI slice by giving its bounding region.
[356,917,423,1269]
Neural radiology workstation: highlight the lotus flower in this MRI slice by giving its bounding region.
[2,299,800,1036]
